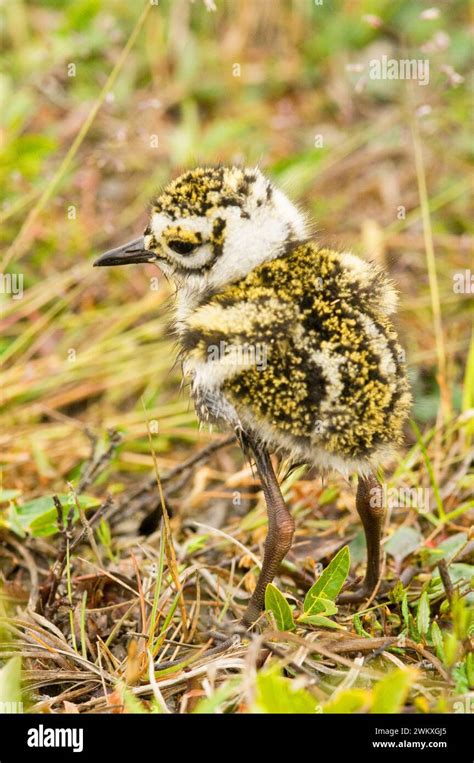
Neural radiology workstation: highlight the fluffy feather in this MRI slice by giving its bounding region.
[143,166,411,475]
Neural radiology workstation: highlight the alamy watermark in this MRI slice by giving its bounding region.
[27,724,83,753]
[207,340,267,371]
[453,269,473,294]
[0,701,23,713]
[368,55,430,86]
[453,697,474,714]
[370,485,431,514]
[0,272,24,299]
[349,55,430,86]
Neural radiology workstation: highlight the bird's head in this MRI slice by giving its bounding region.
[94,166,308,295]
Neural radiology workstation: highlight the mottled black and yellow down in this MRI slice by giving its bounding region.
[182,243,411,462]
[153,166,258,219]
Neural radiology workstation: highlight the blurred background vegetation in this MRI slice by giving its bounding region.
[0,0,472,714]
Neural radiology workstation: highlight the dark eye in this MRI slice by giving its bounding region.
[167,239,197,255]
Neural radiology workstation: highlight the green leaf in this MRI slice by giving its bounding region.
[254,666,319,714]
[299,593,338,620]
[7,494,100,538]
[401,592,410,628]
[116,681,149,714]
[303,546,350,614]
[353,613,372,639]
[96,517,111,547]
[451,592,474,640]
[452,662,469,695]
[324,688,369,713]
[280,463,308,495]
[444,632,460,667]
[408,613,420,643]
[462,328,474,431]
[0,657,22,708]
[430,621,445,662]
[416,591,431,637]
[348,529,366,564]
[385,526,422,563]
[185,533,208,555]
[318,486,339,506]
[193,678,241,714]
[421,532,468,567]
[265,584,295,632]
[371,669,415,713]
[389,580,405,604]
[466,652,474,690]
[299,614,346,630]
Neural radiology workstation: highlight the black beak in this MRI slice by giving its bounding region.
[93,237,156,267]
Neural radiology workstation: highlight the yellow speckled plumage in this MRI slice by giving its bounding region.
[183,242,411,471]
[95,165,412,620]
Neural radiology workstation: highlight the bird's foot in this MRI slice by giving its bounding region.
[241,603,262,629]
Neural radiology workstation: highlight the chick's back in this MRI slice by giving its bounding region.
[182,243,412,465]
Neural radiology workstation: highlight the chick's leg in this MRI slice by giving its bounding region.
[338,473,384,603]
[242,443,295,626]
